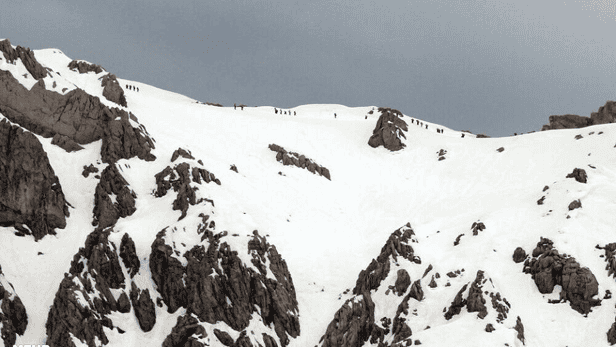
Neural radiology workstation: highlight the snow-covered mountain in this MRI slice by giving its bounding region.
[1,38,616,347]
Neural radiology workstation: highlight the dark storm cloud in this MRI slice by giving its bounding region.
[1,0,614,136]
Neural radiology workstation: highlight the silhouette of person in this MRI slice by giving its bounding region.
[234,103,237,110]
[294,111,296,116]
[241,105,244,110]
[461,133,465,138]
[334,113,337,118]
[275,108,278,114]
[137,87,139,92]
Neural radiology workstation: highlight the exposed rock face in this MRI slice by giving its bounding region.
[93,164,137,229]
[0,265,28,347]
[566,168,588,183]
[162,314,207,347]
[320,223,419,347]
[46,228,127,347]
[522,237,600,315]
[568,199,582,211]
[0,67,155,162]
[130,281,156,332]
[100,73,127,107]
[68,60,105,74]
[541,101,616,130]
[82,164,99,178]
[268,144,331,180]
[154,158,220,220]
[150,228,300,346]
[590,101,616,125]
[471,221,486,235]
[120,233,140,278]
[0,39,48,79]
[597,243,616,278]
[51,133,84,152]
[171,147,195,162]
[353,223,419,295]
[0,119,70,240]
[368,107,408,151]
[608,319,616,345]
[513,247,527,263]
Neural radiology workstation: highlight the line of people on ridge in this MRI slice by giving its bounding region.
[274,108,296,116]
[125,84,139,92]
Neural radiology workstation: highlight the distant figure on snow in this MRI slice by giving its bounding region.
[365,115,367,119]
[461,133,465,138]
[126,84,128,89]
[234,103,237,110]
[334,113,337,118]
[241,105,244,110]
[426,124,428,129]
[137,87,139,92]
[294,111,296,116]
[411,119,414,124]
[274,108,278,114]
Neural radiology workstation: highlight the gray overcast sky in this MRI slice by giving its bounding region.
[1,0,615,137]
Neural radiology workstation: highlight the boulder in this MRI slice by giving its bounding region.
[590,101,616,125]
[162,314,207,347]
[368,107,408,151]
[0,119,70,240]
[130,281,156,332]
[566,168,587,183]
[568,199,582,211]
[120,233,141,278]
[393,269,411,296]
[513,247,527,263]
[542,114,593,131]
[92,164,137,228]
[51,133,84,152]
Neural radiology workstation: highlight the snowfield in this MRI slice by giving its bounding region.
[1,44,616,346]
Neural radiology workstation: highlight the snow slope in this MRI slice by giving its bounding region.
[1,45,616,346]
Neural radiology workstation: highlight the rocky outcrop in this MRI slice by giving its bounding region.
[522,237,600,315]
[368,107,408,151]
[82,164,99,178]
[471,221,486,235]
[541,101,616,131]
[68,60,105,74]
[130,281,156,332]
[566,168,587,183]
[151,228,300,346]
[171,147,195,162]
[513,247,527,263]
[162,314,207,347]
[320,294,375,347]
[93,164,137,229]
[154,159,220,220]
[353,223,419,295]
[0,39,48,79]
[0,67,155,162]
[268,144,331,180]
[51,133,84,152]
[46,228,127,347]
[120,233,140,278]
[0,119,70,240]
[100,73,127,107]
[0,265,28,347]
[608,319,616,345]
[597,243,616,279]
[568,199,582,211]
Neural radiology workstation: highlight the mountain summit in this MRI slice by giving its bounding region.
[1,39,616,347]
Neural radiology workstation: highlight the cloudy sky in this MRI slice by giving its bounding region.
[1,0,615,136]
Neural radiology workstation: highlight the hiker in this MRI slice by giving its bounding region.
[365,115,367,119]
[137,87,139,92]
[275,108,278,114]
[334,113,337,118]
[241,105,244,110]
[234,103,236,110]
[461,133,465,138]
[426,124,428,129]
[294,111,296,116]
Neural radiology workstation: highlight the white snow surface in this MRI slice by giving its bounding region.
[0,47,615,346]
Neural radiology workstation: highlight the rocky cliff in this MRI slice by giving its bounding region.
[0,119,70,240]
[368,107,408,151]
[541,101,616,131]
[0,264,28,347]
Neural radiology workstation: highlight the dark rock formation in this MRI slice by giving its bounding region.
[568,199,582,211]
[0,119,70,240]
[214,329,234,346]
[151,229,299,346]
[0,39,48,79]
[393,269,411,296]
[46,228,127,347]
[0,67,155,162]
[608,318,616,345]
[100,73,127,107]
[566,168,588,183]
[0,265,28,347]
[268,144,331,180]
[82,164,99,178]
[496,147,504,152]
[522,237,600,315]
[171,147,195,162]
[514,316,525,345]
[485,323,495,332]
[51,133,84,152]
[368,107,408,151]
[590,101,616,125]
[444,284,468,320]
[320,293,375,347]
[537,196,546,205]
[93,164,137,228]
[542,101,616,131]
[597,243,616,278]
[130,281,156,332]
[471,221,485,236]
[513,247,527,263]
[154,161,220,220]
[68,60,105,74]
[120,233,140,278]
[162,314,207,347]
[466,271,488,319]
[353,223,417,295]
[437,149,447,161]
